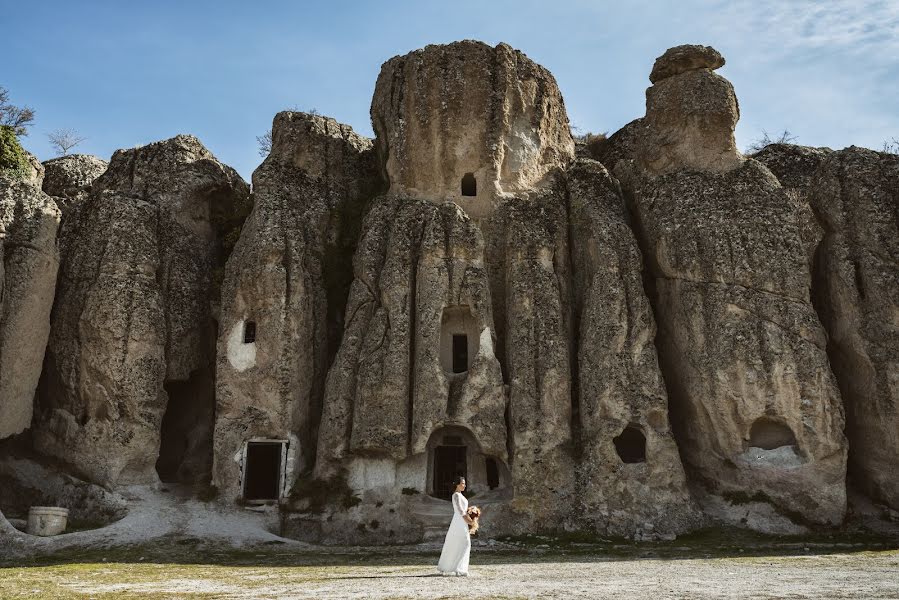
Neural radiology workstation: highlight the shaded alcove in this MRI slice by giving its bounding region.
[155,368,215,485]
[613,425,647,464]
[243,320,257,343]
[440,306,480,374]
[242,441,285,501]
[461,172,477,197]
[425,426,510,499]
[748,417,796,450]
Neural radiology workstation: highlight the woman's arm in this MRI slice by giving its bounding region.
[453,493,473,523]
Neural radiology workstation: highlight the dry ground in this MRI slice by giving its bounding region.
[3,533,898,599]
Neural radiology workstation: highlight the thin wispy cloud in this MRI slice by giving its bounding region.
[708,0,899,58]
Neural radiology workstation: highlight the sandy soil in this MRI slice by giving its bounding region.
[3,486,898,599]
[3,549,898,599]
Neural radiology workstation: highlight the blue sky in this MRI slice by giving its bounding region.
[4,0,898,180]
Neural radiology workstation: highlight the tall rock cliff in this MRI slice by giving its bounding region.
[213,112,381,500]
[0,152,60,439]
[567,159,699,534]
[757,144,899,510]
[35,135,249,487]
[617,46,847,530]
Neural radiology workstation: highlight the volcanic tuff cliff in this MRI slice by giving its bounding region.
[0,41,896,542]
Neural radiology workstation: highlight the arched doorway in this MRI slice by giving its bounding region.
[425,426,509,500]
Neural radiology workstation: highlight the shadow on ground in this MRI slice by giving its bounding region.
[4,526,898,569]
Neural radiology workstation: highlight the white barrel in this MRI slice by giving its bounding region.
[26,506,69,536]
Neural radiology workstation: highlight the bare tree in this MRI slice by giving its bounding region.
[882,137,899,155]
[0,86,35,136]
[745,129,798,154]
[257,129,272,157]
[47,128,87,156]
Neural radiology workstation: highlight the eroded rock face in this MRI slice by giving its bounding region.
[0,153,60,439]
[371,41,574,217]
[649,44,725,84]
[623,161,846,528]
[35,135,249,487]
[638,45,742,175]
[757,144,899,510]
[567,159,699,535]
[42,154,108,199]
[42,154,108,260]
[315,196,508,480]
[213,113,381,500]
[616,47,847,530]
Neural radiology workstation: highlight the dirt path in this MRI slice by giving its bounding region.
[3,549,899,599]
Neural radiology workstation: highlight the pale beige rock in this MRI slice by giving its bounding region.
[757,144,899,510]
[371,41,574,217]
[567,158,700,535]
[0,153,60,439]
[638,45,742,175]
[41,154,108,262]
[42,154,108,199]
[621,159,847,528]
[315,195,508,481]
[35,135,249,487]
[213,112,381,501]
[649,44,725,83]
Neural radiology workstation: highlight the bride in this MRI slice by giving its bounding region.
[437,476,473,576]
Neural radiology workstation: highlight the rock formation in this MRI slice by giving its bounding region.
[616,46,847,529]
[1,40,897,544]
[35,135,249,487]
[41,154,108,258]
[213,112,380,500]
[567,159,699,534]
[0,153,60,439]
[756,144,899,510]
[370,41,574,217]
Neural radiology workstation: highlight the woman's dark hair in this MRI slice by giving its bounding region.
[452,475,466,487]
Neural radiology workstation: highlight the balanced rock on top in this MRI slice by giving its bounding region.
[649,44,725,83]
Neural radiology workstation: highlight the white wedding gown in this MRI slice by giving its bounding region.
[436,491,470,576]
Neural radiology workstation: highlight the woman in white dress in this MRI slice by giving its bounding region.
[437,476,473,576]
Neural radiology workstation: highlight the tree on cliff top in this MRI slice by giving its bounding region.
[47,128,87,156]
[745,129,797,154]
[0,86,35,137]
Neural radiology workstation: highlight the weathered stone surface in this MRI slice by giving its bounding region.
[649,44,725,83]
[757,144,899,510]
[616,49,847,530]
[35,135,249,487]
[314,195,508,478]
[622,159,847,529]
[42,154,108,262]
[0,455,127,526]
[638,45,742,175]
[371,40,574,217]
[0,153,60,439]
[590,118,645,172]
[42,154,108,199]
[567,159,700,535]
[213,113,381,500]
[480,174,576,525]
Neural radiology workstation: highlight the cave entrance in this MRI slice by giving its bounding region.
[485,457,500,489]
[749,417,796,450]
[432,444,467,501]
[461,172,477,197]
[452,334,469,373]
[155,369,215,484]
[440,306,479,374]
[242,441,287,501]
[613,425,647,464]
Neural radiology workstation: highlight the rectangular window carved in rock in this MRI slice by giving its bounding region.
[242,441,285,501]
[244,320,256,344]
[452,334,468,373]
